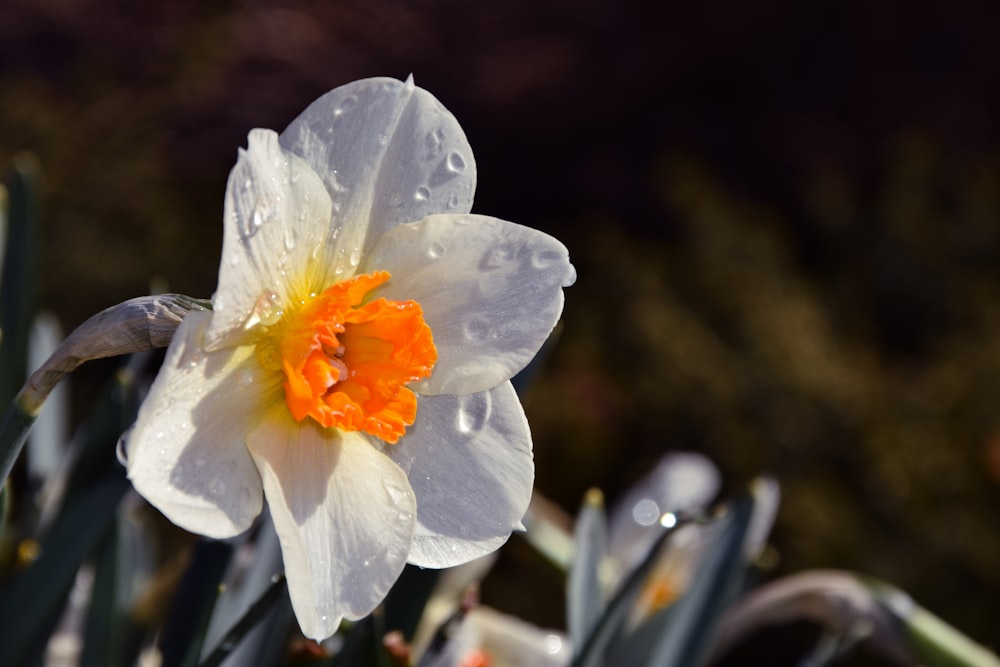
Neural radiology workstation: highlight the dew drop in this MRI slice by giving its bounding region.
[462,315,491,342]
[485,243,515,268]
[425,128,445,151]
[333,95,358,117]
[252,208,264,229]
[284,228,296,252]
[446,151,466,173]
[349,247,362,267]
[249,290,284,328]
[237,369,254,386]
[115,429,131,466]
[388,192,403,207]
[564,264,578,286]
[447,194,460,209]
[427,241,445,258]
[456,392,491,435]
[414,185,431,201]
[188,349,204,367]
[531,248,562,270]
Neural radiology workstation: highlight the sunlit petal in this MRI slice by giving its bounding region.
[127,310,280,538]
[366,214,574,395]
[279,77,477,284]
[206,129,334,350]
[247,408,416,641]
[380,382,533,568]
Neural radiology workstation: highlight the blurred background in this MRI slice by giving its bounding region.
[2,0,999,653]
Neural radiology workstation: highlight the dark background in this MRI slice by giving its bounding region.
[2,0,999,652]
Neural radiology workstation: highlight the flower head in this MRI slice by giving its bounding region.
[125,76,574,641]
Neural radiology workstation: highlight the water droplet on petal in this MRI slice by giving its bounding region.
[427,241,445,258]
[447,151,466,173]
[349,247,362,267]
[188,349,204,368]
[237,369,254,386]
[115,429,132,466]
[284,227,296,251]
[414,185,431,201]
[462,315,492,342]
[388,192,403,207]
[531,248,563,269]
[425,128,445,152]
[456,392,492,435]
[333,95,358,117]
[484,243,516,268]
[447,194,460,209]
[247,290,284,328]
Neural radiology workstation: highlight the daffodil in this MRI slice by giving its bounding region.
[125,76,574,641]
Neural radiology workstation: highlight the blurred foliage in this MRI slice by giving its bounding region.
[1,0,999,652]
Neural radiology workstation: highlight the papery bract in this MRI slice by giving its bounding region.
[125,76,574,641]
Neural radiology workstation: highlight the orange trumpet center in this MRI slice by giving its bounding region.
[259,271,436,443]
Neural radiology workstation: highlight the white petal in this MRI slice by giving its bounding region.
[206,129,334,349]
[366,215,575,395]
[279,77,476,283]
[382,382,534,568]
[246,409,416,641]
[126,310,280,538]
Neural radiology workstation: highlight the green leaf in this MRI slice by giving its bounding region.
[567,488,608,650]
[199,513,292,666]
[198,574,289,667]
[0,154,41,411]
[0,475,129,666]
[82,521,124,667]
[639,491,755,667]
[570,511,702,667]
[872,581,1000,667]
[157,539,234,667]
[383,564,441,642]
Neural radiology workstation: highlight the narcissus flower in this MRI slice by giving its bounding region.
[125,77,574,641]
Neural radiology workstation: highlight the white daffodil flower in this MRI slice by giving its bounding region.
[125,76,575,641]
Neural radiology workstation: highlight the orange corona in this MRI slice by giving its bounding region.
[264,271,436,443]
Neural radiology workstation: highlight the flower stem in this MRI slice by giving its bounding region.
[0,293,210,486]
[0,399,35,487]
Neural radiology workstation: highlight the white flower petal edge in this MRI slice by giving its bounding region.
[126,310,279,538]
[246,407,417,641]
[380,382,534,568]
[205,129,335,350]
[280,76,477,285]
[366,215,575,396]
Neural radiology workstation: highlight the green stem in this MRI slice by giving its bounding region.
[0,293,209,487]
[906,605,1000,667]
[0,399,36,486]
